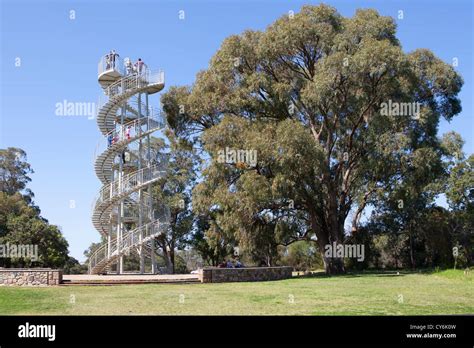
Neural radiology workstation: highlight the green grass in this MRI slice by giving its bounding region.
[0,270,472,315]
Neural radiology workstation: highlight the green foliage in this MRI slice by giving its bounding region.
[362,205,472,269]
[279,241,323,271]
[62,257,88,274]
[0,271,472,315]
[0,148,71,269]
[0,192,70,268]
[445,155,474,266]
[162,4,464,274]
[148,131,200,273]
[446,154,474,211]
[173,254,189,274]
[176,248,204,271]
[191,217,235,266]
[0,147,34,199]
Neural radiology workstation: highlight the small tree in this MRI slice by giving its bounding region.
[0,148,70,269]
[150,132,199,273]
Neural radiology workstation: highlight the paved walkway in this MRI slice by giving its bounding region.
[61,274,200,285]
[64,274,199,282]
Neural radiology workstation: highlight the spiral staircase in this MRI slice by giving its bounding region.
[89,54,169,275]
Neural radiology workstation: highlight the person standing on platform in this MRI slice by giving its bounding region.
[124,57,133,75]
[135,58,144,75]
[110,50,119,69]
[125,125,131,140]
[105,53,111,70]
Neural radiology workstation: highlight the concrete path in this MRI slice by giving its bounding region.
[64,274,198,281]
[62,274,200,285]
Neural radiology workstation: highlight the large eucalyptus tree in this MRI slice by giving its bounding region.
[162,5,463,273]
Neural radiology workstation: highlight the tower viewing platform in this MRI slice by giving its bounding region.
[89,52,169,275]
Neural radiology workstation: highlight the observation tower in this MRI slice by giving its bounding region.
[89,53,169,274]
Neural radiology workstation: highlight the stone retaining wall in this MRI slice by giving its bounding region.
[0,269,62,286]
[198,266,293,283]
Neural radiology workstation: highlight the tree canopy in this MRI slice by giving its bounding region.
[0,148,70,268]
[162,4,464,274]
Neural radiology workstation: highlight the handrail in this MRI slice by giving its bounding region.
[93,165,165,212]
[120,219,168,256]
[91,188,155,225]
[96,96,163,120]
[98,53,125,76]
[95,70,165,136]
[93,111,166,163]
[89,219,169,272]
[92,53,167,274]
[105,69,164,97]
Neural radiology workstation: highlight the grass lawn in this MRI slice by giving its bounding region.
[0,269,472,315]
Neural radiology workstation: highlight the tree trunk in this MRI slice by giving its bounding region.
[161,247,174,274]
[165,255,173,274]
[323,256,345,274]
[170,247,175,274]
[310,211,346,275]
[409,227,416,269]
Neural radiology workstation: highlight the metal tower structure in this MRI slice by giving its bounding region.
[89,53,169,275]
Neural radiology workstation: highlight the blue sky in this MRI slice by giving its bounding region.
[1,0,473,262]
